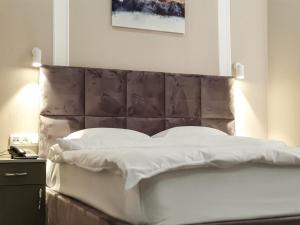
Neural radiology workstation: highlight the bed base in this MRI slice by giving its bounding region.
[46,189,300,225]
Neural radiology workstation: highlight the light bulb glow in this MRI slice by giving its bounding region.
[32,62,42,68]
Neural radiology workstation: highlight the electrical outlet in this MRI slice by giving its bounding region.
[9,133,38,147]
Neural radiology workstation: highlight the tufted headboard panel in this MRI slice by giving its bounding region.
[39,65,235,157]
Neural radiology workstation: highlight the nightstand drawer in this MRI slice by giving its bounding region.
[0,161,45,185]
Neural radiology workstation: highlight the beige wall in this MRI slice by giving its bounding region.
[0,0,271,153]
[231,0,268,138]
[268,0,300,146]
[70,0,219,75]
[70,0,269,138]
[0,0,52,153]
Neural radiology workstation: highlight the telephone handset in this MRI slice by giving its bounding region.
[9,146,38,159]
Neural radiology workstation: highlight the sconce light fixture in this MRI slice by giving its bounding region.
[32,47,42,68]
[233,62,245,80]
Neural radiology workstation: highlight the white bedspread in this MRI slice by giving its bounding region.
[49,136,300,189]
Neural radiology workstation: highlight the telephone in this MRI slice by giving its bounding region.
[9,146,38,159]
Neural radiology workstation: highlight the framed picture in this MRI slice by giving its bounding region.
[112,0,185,34]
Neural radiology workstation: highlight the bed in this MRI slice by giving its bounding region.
[39,65,300,225]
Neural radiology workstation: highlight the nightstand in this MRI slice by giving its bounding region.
[0,159,46,225]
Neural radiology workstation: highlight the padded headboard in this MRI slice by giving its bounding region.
[39,65,235,157]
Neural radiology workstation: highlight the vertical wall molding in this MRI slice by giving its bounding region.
[53,0,69,66]
[218,0,232,76]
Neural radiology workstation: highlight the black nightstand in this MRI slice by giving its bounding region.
[0,159,46,225]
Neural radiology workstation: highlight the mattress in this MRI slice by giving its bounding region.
[47,160,300,225]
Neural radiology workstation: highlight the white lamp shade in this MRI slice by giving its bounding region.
[32,47,42,67]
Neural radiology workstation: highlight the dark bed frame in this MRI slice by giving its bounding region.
[39,65,300,225]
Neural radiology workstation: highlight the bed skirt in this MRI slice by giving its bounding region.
[46,188,300,225]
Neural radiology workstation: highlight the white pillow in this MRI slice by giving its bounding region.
[57,128,150,151]
[152,126,227,138]
[56,138,102,151]
[66,128,149,140]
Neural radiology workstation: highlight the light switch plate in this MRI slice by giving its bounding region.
[9,133,38,147]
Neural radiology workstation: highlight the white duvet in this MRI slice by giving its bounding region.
[49,135,300,189]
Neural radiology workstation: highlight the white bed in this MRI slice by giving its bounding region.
[40,66,300,225]
[47,160,300,225]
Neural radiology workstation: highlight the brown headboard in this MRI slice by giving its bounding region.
[39,65,235,157]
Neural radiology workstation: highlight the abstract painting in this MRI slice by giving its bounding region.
[112,0,185,33]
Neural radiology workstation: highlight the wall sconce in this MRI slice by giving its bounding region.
[233,62,245,80]
[32,47,42,68]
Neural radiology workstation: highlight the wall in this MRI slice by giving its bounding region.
[70,0,269,138]
[70,0,219,75]
[231,0,268,138]
[0,0,270,153]
[268,0,300,146]
[0,0,52,153]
